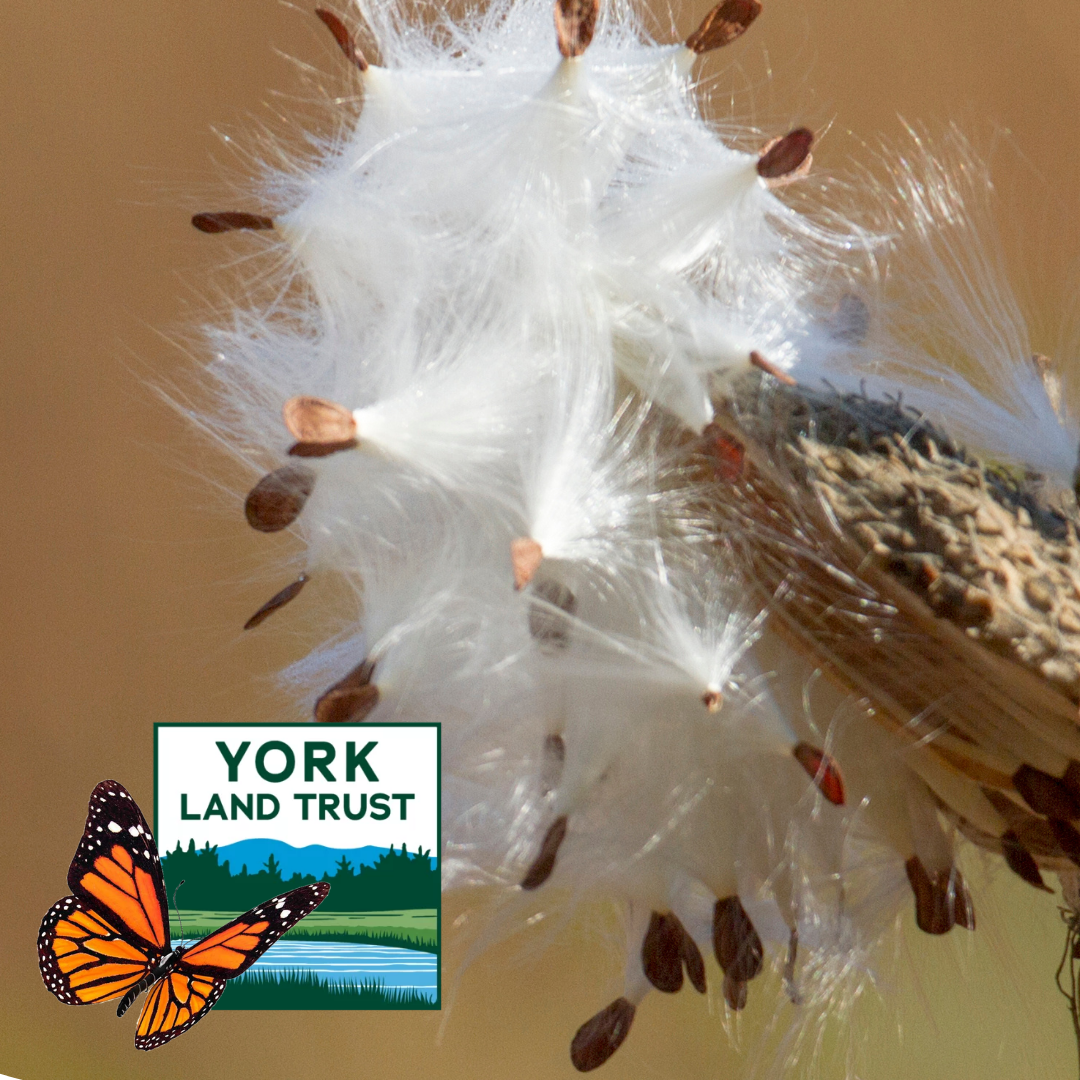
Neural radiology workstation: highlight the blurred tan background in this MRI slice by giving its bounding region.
[3,1,1080,1078]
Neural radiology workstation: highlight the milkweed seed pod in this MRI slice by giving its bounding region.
[190,0,1080,1071]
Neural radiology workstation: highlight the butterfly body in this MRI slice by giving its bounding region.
[38,780,329,1049]
[117,950,179,1018]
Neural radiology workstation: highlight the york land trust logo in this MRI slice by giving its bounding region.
[154,724,440,1010]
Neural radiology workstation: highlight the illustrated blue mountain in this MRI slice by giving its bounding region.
[162,836,439,912]
[210,838,391,880]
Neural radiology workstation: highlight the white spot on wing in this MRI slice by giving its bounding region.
[107,821,122,833]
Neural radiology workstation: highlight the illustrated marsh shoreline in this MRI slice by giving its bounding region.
[173,908,438,952]
[214,969,437,1010]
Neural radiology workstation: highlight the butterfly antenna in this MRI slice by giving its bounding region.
[171,880,186,946]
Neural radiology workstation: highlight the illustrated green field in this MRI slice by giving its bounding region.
[215,969,435,1011]
[173,908,438,952]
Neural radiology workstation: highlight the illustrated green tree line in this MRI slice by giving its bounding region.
[161,841,439,912]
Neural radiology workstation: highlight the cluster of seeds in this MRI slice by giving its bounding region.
[187,0,1080,1069]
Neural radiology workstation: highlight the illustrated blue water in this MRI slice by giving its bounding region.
[173,939,437,1000]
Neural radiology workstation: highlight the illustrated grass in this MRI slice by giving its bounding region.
[215,968,436,1010]
[174,909,438,952]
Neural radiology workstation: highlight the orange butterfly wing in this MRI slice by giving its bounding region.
[179,882,331,978]
[39,781,169,1010]
[38,895,155,1006]
[133,971,225,1051]
[64,780,170,953]
[132,883,329,1049]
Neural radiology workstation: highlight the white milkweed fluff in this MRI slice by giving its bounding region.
[188,0,1080,1072]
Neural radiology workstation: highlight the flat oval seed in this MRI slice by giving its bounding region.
[904,856,953,935]
[1013,764,1080,821]
[244,465,316,533]
[685,0,761,54]
[642,912,684,993]
[1000,829,1052,891]
[314,659,379,723]
[554,0,599,58]
[570,997,635,1072]
[283,396,357,445]
[192,211,274,233]
[1051,818,1080,866]
[315,684,379,724]
[243,574,308,630]
[792,742,846,805]
[521,815,568,890]
[511,537,544,590]
[712,896,763,981]
[757,128,814,180]
[315,7,369,70]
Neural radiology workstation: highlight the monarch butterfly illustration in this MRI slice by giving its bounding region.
[37,779,330,1049]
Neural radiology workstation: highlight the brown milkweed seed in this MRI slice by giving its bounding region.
[520,815,568,890]
[511,537,544,590]
[903,855,976,935]
[1013,763,1080,821]
[314,659,379,723]
[570,997,635,1072]
[792,742,846,805]
[1051,818,1080,866]
[243,574,308,630]
[756,128,814,181]
[282,395,358,449]
[684,0,762,54]
[244,465,316,533]
[192,212,274,233]
[315,7,369,71]
[641,912,685,993]
[554,0,599,58]
[713,895,764,981]
[1000,829,1052,891]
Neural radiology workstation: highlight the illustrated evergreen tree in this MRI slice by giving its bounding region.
[331,855,357,880]
[162,841,437,912]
